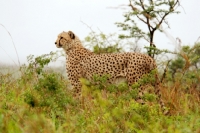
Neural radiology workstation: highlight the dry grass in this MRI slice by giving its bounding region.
[0,60,200,132]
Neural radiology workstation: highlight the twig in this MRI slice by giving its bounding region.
[97,28,113,46]
[195,36,200,43]
[0,46,17,66]
[107,4,128,10]
[80,20,100,47]
[0,24,20,66]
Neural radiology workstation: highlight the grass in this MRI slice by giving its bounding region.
[0,52,200,133]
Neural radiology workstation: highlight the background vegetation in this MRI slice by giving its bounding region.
[1,0,200,132]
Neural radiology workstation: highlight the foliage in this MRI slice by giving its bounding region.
[0,50,200,132]
[1,2,200,131]
[116,0,181,57]
[84,31,141,53]
[84,31,123,53]
[166,43,200,80]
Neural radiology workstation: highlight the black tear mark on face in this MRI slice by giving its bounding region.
[59,37,63,47]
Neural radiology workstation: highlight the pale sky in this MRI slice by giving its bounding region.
[0,0,200,65]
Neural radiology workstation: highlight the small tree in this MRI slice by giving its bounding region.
[116,0,181,58]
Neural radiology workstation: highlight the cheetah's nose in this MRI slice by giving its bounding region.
[55,42,57,45]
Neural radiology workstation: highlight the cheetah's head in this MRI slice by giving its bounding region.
[55,31,81,51]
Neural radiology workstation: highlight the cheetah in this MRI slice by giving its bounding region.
[55,31,167,113]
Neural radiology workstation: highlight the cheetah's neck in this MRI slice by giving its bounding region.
[65,46,93,61]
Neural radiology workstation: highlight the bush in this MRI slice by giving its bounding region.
[0,50,200,132]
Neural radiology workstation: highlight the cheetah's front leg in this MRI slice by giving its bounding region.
[67,71,82,99]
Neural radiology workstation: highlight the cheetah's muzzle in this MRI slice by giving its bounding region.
[55,42,62,47]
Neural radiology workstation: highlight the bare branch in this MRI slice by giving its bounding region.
[155,13,171,29]
[195,36,200,43]
[80,20,100,46]
[139,0,154,32]
[139,0,146,10]
[129,0,138,11]
[137,15,148,25]
[173,0,185,14]
[156,12,170,30]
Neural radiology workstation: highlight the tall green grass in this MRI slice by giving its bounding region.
[0,52,200,133]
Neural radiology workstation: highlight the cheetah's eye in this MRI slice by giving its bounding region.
[60,37,63,39]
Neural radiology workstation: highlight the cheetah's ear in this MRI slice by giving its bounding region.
[68,31,75,39]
